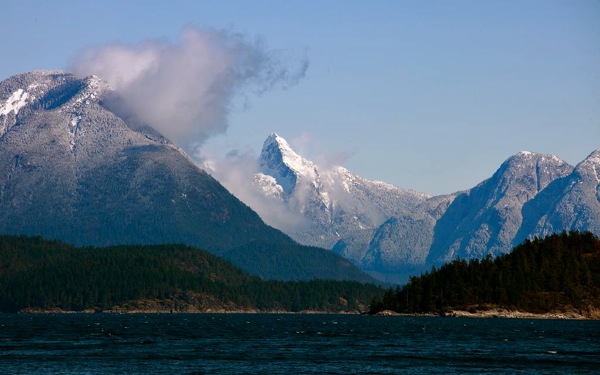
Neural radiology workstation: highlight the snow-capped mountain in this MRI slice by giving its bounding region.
[0,71,373,282]
[252,133,429,249]
[10,70,596,284]
[245,133,599,283]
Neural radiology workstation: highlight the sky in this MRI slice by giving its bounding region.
[1,0,599,195]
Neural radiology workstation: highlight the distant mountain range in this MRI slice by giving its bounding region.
[248,133,600,283]
[3,71,597,285]
[0,71,373,283]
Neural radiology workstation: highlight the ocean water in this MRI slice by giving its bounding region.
[0,314,598,374]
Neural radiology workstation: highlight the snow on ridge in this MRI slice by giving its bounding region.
[583,149,600,165]
[69,75,111,108]
[577,149,600,184]
[262,133,432,201]
[63,75,113,151]
[333,164,430,199]
[263,133,318,181]
[0,89,29,116]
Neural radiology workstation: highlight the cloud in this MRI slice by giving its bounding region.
[198,147,310,234]
[290,133,357,168]
[70,26,308,146]
[197,133,381,245]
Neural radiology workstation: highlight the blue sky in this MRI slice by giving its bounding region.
[1,0,598,194]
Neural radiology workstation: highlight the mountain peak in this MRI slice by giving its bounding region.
[488,151,573,195]
[262,132,301,162]
[573,148,600,184]
[580,148,600,166]
[259,133,317,194]
[517,150,534,156]
[0,71,111,115]
[265,132,283,144]
[509,150,541,162]
[500,150,570,172]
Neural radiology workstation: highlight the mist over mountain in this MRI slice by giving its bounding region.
[238,133,599,283]
[69,27,308,148]
[0,71,372,283]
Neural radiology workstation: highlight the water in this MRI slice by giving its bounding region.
[1,314,598,374]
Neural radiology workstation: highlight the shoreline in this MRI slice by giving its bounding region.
[374,308,600,320]
[12,307,366,315]
[9,307,599,319]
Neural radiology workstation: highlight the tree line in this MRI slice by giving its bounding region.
[0,235,382,313]
[370,231,600,314]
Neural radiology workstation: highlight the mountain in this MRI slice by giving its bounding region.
[0,71,373,282]
[244,133,599,283]
[254,133,429,249]
[517,149,600,242]
[427,151,574,265]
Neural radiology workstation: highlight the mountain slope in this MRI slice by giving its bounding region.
[427,151,574,265]
[333,193,455,283]
[0,71,372,282]
[246,136,599,283]
[517,149,600,243]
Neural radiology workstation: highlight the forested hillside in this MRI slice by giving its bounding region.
[370,231,600,317]
[0,236,382,313]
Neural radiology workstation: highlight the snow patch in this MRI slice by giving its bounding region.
[0,89,29,116]
[341,180,350,193]
[321,191,331,208]
[68,115,82,150]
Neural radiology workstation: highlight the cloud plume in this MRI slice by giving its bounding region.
[70,27,308,146]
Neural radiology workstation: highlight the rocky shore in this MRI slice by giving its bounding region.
[374,307,600,320]
[443,308,589,320]
[16,302,600,319]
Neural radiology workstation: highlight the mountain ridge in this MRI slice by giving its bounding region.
[4,70,597,284]
[245,132,599,283]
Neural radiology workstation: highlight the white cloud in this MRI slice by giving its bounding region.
[70,26,307,146]
[198,147,310,234]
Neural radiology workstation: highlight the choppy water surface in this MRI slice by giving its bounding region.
[1,313,598,374]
